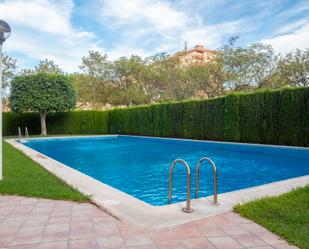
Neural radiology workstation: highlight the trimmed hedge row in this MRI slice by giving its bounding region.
[3,112,41,136]
[3,87,309,146]
[108,87,309,146]
[3,111,109,136]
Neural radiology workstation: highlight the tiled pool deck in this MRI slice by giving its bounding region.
[0,196,298,249]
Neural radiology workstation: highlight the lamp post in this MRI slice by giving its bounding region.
[0,20,11,180]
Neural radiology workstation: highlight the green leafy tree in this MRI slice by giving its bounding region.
[74,51,112,109]
[19,59,63,75]
[160,59,195,101]
[9,73,76,135]
[222,37,277,90]
[277,49,309,87]
[2,54,17,95]
[137,53,171,103]
[110,55,147,105]
[35,59,63,74]
[185,58,224,98]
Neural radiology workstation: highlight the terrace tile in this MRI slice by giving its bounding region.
[232,233,267,247]
[96,236,125,248]
[182,238,216,249]
[69,239,97,249]
[0,196,300,249]
[208,236,243,249]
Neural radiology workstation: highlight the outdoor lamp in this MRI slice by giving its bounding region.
[0,20,11,45]
[0,19,11,180]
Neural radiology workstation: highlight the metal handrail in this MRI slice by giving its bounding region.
[25,127,29,140]
[196,157,218,204]
[168,159,193,213]
[18,126,22,142]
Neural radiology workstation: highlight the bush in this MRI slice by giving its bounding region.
[3,111,109,136]
[4,87,309,146]
[108,87,309,146]
[3,112,40,136]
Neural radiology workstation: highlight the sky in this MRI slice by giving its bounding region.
[0,0,308,73]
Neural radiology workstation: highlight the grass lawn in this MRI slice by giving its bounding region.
[235,185,309,249]
[0,141,89,202]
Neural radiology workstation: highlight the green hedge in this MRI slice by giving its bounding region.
[3,111,109,136]
[3,87,309,146]
[108,87,309,146]
[3,112,41,136]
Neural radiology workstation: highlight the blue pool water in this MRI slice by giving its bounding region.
[24,136,309,206]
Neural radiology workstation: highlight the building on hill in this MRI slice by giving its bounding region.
[175,44,218,65]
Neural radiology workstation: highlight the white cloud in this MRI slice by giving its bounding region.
[261,23,309,54]
[0,0,100,72]
[180,21,241,49]
[274,19,308,35]
[0,0,72,35]
[3,0,306,72]
[98,0,243,56]
[100,0,187,34]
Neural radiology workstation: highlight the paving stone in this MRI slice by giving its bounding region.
[219,224,250,235]
[9,234,42,246]
[232,233,267,247]
[148,228,179,242]
[156,241,187,249]
[208,236,243,249]
[69,239,97,249]
[182,238,216,249]
[125,235,153,246]
[36,241,68,249]
[196,225,226,237]
[272,243,299,248]
[96,236,125,249]
[0,196,300,249]
[256,231,285,245]
[16,225,45,237]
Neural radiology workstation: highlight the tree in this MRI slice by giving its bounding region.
[75,51,112,108]
[9,73,76,135]
[185,58,224,99]
[137,53,170,103]
[159,56,196,101]
[110,55,147,105]
[245,43,277,88]
[221,37,277,91]
[19,59,63,75]
[2,54,17,95]
[35,59,63,74]
[277,49,309,87]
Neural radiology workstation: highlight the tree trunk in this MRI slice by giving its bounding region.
[40,111,47,136]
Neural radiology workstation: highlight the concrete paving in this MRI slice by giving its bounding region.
[0,196,298,249]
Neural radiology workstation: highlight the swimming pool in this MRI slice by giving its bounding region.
[23,135,309,206]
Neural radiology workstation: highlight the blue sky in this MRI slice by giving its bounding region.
[0,0,308,72]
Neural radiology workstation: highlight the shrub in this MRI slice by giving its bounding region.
[108,87,309,146]
[3,111,109,136]
[4,87,309,146]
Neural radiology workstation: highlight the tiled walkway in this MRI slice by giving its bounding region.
[0,196,298,249]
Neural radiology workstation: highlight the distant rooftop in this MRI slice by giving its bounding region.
[175,44,217,64]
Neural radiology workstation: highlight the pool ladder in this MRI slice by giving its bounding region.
[168,157,218,213]
[196,157,218,205]
[168,159,193,213]
[18,126,30,143]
